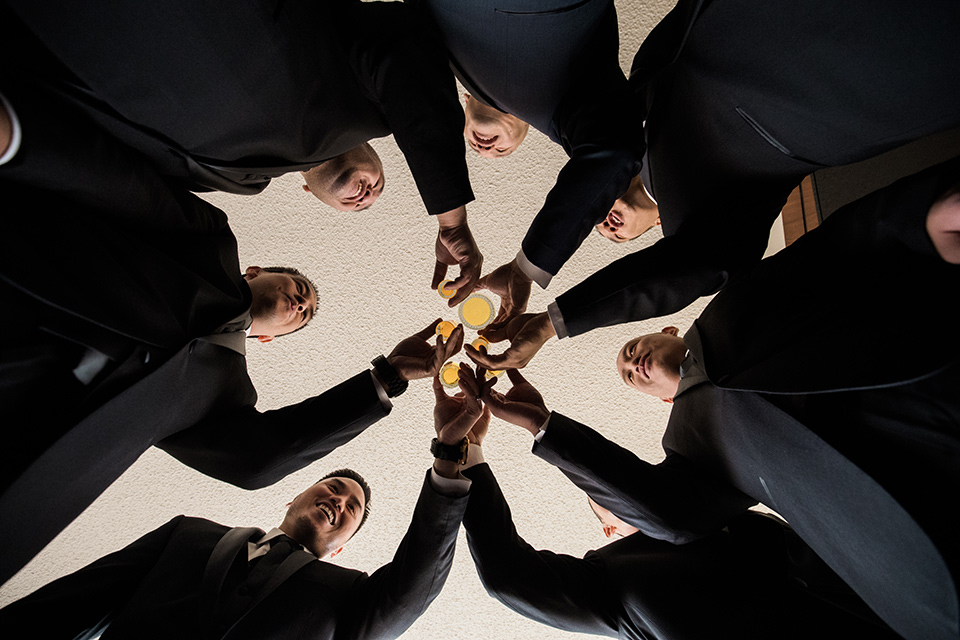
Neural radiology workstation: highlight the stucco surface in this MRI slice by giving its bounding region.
[0,1,785,637]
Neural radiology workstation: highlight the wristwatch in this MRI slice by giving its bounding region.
[371,354,408,398]
[431,437,469,464]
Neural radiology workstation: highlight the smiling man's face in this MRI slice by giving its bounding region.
[596,174,660,242]
[301,143,384,211]
[280,476,366,558]
[616,327,686,399]
[462,94,528,158]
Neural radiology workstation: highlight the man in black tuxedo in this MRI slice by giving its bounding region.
[464,0,960,370]
[0,85,466,585]
[4,0,483,304]
[476,159,960,639]
[460,396,897,639]
[410,0,645,318]
[0,369,488,639]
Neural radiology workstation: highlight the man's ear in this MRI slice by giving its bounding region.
[302,184,311,193]
[661,397,674,404]
[661,326,680,336]
[463,93,471,103]
[244,266,262,281]
[256,335,274,344]
[329,546,343,558]
[602,524,616,539]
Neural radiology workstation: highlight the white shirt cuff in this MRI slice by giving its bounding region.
[428,467,472,496]
[546,302,568,340]
[533,413,552,442]
[515,249,553,289]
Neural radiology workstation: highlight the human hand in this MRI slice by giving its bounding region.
[463,312,556,370]
[461,366,491,446]
[479,368,549,437]
[388,319,464,381]
[433,207,483,306]
[477,258,532,325]
[432,363,485,445]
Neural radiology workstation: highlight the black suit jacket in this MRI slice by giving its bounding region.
[0,472,468,639]
[411,0,645,277]
[5,0,472,214]
[0,85,390,585]
[537,201,960,640]
[462,462,895,639]
[554,0,960,336]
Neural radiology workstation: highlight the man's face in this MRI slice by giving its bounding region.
[463,94,528,158]
[596,198,660,242]
[244,266,317,341]
[588,497,639,539]
[616,327,686,399]
[596,175,660,242]
[281,477,366,558]
[301,143,384,211]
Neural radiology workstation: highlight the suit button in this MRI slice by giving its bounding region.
[142,351,151,364]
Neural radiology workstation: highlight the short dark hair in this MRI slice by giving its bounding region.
[320,468,372,536]
[257,266,319,336]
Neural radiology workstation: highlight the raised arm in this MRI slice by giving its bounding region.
[535,413,756,543]
[518,75,645,283]
[553,199,776,337]
[462,462,621,637]
[159,321,465,489]
[477,71,644,323]
[338,363,485,639]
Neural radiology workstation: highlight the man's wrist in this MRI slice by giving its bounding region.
[514,250,552,289]
[545,303,566,339]
[522,409,551,437]
[436,205,467,229]
[432,459,461,479]
[371,355,408,397]
[536,312,558,340]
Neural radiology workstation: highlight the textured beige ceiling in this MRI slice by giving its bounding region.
[0,1,786,637]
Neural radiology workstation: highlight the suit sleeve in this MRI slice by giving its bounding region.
[351,2,473,215]
[520,73,645,279]
[157,371,390,490]
[535,413,756,544]
[0,516,184,637]
[337,470,469,640]
[554,196,775,336]
[461,463,621,637]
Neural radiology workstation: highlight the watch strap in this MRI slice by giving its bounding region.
[431,437,469,464]
[371,354,408,398]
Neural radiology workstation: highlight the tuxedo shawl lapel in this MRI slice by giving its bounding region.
[201,526,263,637]
[219,549,317,640]
[203,527,264,601]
